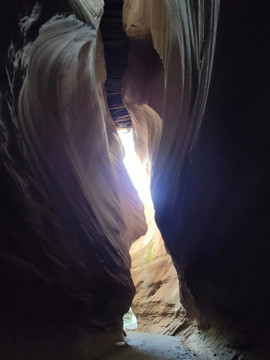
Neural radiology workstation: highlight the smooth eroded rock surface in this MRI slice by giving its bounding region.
[0,1,146,358]
[1,0,270,359]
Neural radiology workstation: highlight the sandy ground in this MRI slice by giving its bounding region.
[104,332,198,360]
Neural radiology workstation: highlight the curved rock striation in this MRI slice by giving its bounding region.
[123,0,220,318]
[19,14,146,253]
[1,1,146,358]
[124,1,270,358]
[130,205,187,335]
[2,0,270,359]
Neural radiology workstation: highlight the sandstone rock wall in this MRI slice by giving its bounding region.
[171,0,270,346]
[122,0,220,321]
[130,203,187,335]
[0,1,146,358]
[124,0,270,357]
[2,0,270,359]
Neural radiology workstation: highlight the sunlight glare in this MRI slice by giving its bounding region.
[118,130,151,204]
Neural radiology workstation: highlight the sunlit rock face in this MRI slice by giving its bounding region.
[130,203,187,335]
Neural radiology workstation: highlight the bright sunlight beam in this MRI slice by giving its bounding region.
[118,129,151,205]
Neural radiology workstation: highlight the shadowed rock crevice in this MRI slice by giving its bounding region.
[100,0,131,129]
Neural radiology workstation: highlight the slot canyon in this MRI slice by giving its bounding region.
[0,1,270,359]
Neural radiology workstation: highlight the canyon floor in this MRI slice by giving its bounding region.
[105,332,197,360]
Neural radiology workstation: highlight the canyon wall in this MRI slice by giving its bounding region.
[123,1,270,358]
[122,0,219,322]
[169,1,270,350]
[1,0,270,359]
[130,203,187,335]
[0,1,146,359]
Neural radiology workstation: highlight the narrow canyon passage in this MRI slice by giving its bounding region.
[118,128,184,335]
[1,1,270,360]
[101,0,184,336]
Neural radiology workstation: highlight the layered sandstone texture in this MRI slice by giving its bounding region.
[0,0,220,358]
[130,203,187,335]
[0,1,147,359]
[122,0,219,321]
[123,0,270,358]
[1,0,270,360]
